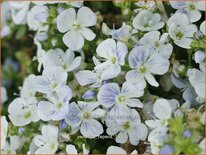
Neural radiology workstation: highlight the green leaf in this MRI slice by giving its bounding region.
[15,26,27,39]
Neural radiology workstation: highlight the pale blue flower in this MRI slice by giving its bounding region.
[106,109,148,145]
[133,10,164,32]
[32,66,68,94]
[33,125,58,154]
[65,101,105,138]
[43,48,81,72]
[98,82,144,124]
[38,85,72,121]
[126,46,169,88]
[82,90,96,100]
[170,1,205,23]
[160,145,174,154]
[95,38,128,80]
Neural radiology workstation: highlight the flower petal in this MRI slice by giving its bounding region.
[66,56,81,72]
[101,64,121,80]
[145,53,169,75]
[121,82,144,98]
[128,46,149,68]
[65,102,82,127]
[144,72,159,87]
[80,28,96,41]
[77,7,96,27]
[80,119,103,138]
[115,131,128,144]
[153,99,172,119]
[76,70,97,86]
[97,83,120,108]
[96,38,116,59]
[57,8,76,33]
[66,145,78,154]
[116,41,128,65]
[106,146,126,154]
[38,101,53,121]
[125,70,146,90]
[63,30,84,51]
[126,99,143,108]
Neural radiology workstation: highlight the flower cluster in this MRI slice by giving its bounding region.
[1,1,205,154]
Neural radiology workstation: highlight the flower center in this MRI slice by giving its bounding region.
[122,121,131,130]
[24,111,31,119]
[116,95,127,104]
[83,112,91,119]
[188,3,195,11]
[143,17,152,28]
[50,143,55,150]
[111,56,117,64]
[56,102,63,109]
[138,65,147,73]
[73,22,80,30]
[51,83,58,89]
[175,31,183,40]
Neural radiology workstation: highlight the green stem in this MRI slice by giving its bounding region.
[188,50,193,66]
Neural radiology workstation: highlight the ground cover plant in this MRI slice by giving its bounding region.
[1,0,205,154]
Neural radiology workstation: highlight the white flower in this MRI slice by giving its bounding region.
[66,144,89,154]
[95,38,128,80]
[145,99,171,154]
[102,22,132,42]
[170,1,205,23]
[200,20,205,35]
[1,87,8,103]
[126,46,169,88]
[139,31,173,59]
[57,7,96,51]
[135,1,156,12]
[9,2,30,25]
[38,85,72,121]
[33,125,58,154]
[106,146,137,154]
[171,73,198,104]
[8,98,39,126]
[187,68,205,102]
[98,82,144,124]
[20,74,36,100]
[106,109,148,145]
[70,1,84,8]
[34,38,46,72]
[1,136,21,154]
[76,70,103,88]
[65,101,105,138]
[147,127,168,154]
[145,99,172,130]
[32,0,83,8]
[167,13,197,49]
[1,116,8,149]
[43,48,81,72]
[76,58,103,88]
[133,10,164,31]
[193,50,205,64]
[32,66,68,94]
[27,5,48,31]
[35,25,49,41]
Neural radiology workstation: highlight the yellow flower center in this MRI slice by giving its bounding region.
[83,112,91,119]
[123,121,131,130]
[73,22,80,30]
[24,111,31,119]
